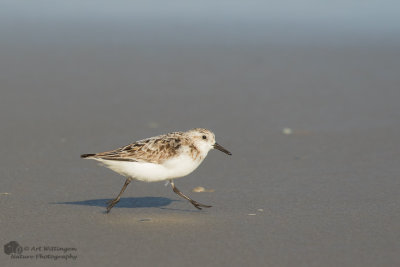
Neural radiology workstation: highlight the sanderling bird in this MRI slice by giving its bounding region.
[81,128,231,213]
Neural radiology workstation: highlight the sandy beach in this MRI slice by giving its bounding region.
[1,1,400,266]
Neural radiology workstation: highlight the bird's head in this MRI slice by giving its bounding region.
[187,128,232,156]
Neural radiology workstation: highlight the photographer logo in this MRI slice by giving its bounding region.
[3,241,78,261]
[4,241,23,255]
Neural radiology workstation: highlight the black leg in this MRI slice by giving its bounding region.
[169,179,212,210]
[106,179,131,213]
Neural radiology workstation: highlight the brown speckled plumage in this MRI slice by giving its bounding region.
[82,129,212,164]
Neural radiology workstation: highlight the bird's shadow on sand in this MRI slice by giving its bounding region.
[54,197,180,210]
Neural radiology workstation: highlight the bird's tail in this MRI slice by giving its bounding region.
[80,153,96,158]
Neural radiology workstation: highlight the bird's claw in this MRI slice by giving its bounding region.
[105,199,120,213]
[190,200,212,210]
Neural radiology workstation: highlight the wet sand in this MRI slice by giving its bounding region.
[1,2,400,266]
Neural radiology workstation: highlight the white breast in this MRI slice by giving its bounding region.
[93,153,205,182]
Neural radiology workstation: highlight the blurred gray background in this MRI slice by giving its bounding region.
[1,1,400,266]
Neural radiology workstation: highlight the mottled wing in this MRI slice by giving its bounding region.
[92,133,184,164]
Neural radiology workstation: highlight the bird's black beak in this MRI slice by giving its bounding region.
[213,143,232,155]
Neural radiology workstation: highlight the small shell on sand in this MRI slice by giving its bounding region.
[248,214,257,216]
[257,209,263,212]
[282,128,293,135]
[282,128,312,136]
[138,218,152,222]
[192,187,215,193]
[193,186,205,192]
[0,192,10,195]
[147,122,159,129]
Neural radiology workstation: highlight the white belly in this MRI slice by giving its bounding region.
[94,154,204,182]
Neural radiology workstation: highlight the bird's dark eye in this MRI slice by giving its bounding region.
[202,135,207,140]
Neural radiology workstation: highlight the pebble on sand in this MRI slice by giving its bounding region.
[147,122,159,129]
[138,218,152,222]
[193,186,205,192]
[192,186,215,193]
[282,128,293,135]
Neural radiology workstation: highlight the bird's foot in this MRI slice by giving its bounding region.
[190,200,212,210]
[106,198,120,213]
